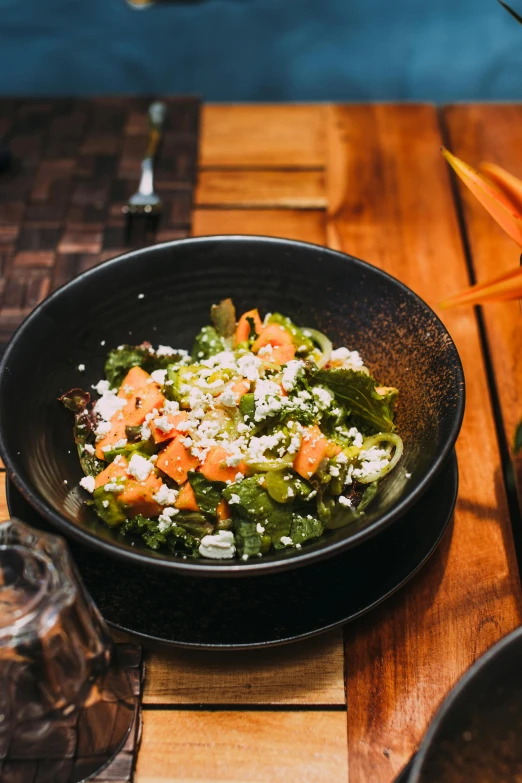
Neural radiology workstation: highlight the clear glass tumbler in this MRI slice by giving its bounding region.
[0,519,136,782]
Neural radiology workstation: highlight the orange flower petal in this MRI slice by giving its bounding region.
[441,147,522,248]
[440,266,522,308]
[480,162,522,215]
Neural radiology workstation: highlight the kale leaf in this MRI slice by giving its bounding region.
[315,368,398,433]
[120,514,201,556]
[187,471,225,516]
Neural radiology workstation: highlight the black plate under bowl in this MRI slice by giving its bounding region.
[0,237,464,577]
[405,620,522,782]
[7,451,457,649]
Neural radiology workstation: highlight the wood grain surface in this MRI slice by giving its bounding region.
[2,101,522,783]
[199,104,327,168]
[135,710,348,783]
[326,103,522,781]
[443,105,522,449]
[143,630,345,705]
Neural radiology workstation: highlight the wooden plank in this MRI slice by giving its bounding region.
[143,630,345,705]
[200,104,327,169]
[443,104,522,446]
[135,710,348,783]
[326,104,522,782]
[192,208,326,244]
[195,170,326,209]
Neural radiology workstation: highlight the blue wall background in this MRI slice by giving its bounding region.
[1,0,522,101]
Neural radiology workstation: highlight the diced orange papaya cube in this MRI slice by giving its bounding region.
[216,498,231,521]
[252,323,293,353]
[95,418,127,460]
[175,482,200,512]
[119,473,163,518]
[117,366,152,398]
[293,424,330,479]
[234,308,263,346]
[150,411,188,444]
[94,456,129,490]
[156,435,200,484]
[200,445,248,484]
[231,379,251,402]
[259,343,296,366]
[326,441,342,458]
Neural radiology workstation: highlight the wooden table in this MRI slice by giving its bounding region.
[1,103,522,782]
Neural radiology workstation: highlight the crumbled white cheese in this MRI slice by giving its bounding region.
[79,475,95,493]
[219,386,237,408]
[83,443,95,455]
[312,386,333,411]
[279,536,293,547]
[153,483,179,505]
[338,495,352,507]
[78,364,85,372]
[281,360,305,392]
[156,345,177,356]
[94,389,126,422]
[102,500,109,508]
[113,438,127,449]
[330,347,365,369]
[353,447,390,479]
[138,293,145,299]
[163,400,180,415]
[104,481,124,493]
[257,344,273,357]
[127,453,154,481]
[256,522,265,533]
[151,369,167,385]
[199,530,236,559]
[92,379,111,395]
[95,420,112,437]
[228,493,241,505]
[348,427,364,448]
[329,465,340,477]
[154,415,174,434]
[237,353,262,382]
[254,379,284,422]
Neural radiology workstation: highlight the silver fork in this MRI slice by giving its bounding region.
[123,101,166,216]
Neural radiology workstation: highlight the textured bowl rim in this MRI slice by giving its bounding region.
[407,623,522,782]
[0,235,465,577]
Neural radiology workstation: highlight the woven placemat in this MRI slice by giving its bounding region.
[0,96,200,351]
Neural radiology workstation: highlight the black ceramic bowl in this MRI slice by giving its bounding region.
[0,236,464,576]
[407,625,522,782]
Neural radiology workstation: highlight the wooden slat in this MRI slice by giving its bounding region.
[192,208,326,244]
[143,630,345,705]
[443,104,522,445]
[195,170,326,208]
[200,105,327,169]
[135,710,348,783]
[326,103,522,782]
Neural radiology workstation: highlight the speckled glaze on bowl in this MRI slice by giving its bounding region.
[0,236,464,577]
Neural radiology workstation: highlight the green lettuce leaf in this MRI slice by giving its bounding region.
[187,471,225,516]
[104,343,187,388]
[191,326,225,362]
[315,368,397,433]
[290,515,324,545]
[223,476,292,549]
